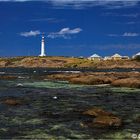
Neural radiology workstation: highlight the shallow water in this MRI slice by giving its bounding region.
[0,69,140,139]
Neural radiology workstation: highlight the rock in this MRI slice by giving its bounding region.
[46,72,140,88]
[92,116,122,128]
[111,78,140,88]
[3,99,22,106]
[69,76,112,85]
[135,116,140,123]
[82,107,122,128]
[80,122,87,128]
[0,75,17,80]
[83,107,113,117]
[83,116,122,128]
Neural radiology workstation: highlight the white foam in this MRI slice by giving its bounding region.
[16,83,23,87]
[53,96,58,99]
[0,72,5,74]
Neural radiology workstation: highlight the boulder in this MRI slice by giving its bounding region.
[111,78,140,88]
[82,107,122,128]
[83,107,113,117]
[92,116,122,128]
[0,75,17,80]
[3,99,22,106]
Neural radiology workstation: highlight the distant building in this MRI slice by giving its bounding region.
[79,56,84,59]
[88,54,101,61]
[104,56,112,60]
[111,53,122,60]
[132,52,140,59]
[122,56,129,60]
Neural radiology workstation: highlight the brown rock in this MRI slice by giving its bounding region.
[86,116,122,128]
[83,107,113,117]
[0,75,17,80]
[3,99,22,106]
[82,107,122,128]
[69,76,113,85]
[80,116,122,128]
[111,78,140,88]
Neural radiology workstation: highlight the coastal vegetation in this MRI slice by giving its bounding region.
[0,56,140,68]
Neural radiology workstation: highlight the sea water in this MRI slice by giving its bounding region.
[0,68,140,139]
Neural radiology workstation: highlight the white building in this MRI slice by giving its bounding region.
[88,54,101,61]
[111,53,122,60]
[104,56,112,60]
[39,34,46,57]
[132,52,140,59]
[122,56,129,59]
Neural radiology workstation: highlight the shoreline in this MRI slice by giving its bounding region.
[0,70,139,89]
[0,56,140,69]
[0,56,139,89]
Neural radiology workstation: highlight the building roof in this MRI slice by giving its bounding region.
[135,52,140,56]
[89,54,101,58]
[112,53,122,58]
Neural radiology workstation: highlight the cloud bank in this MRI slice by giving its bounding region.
[47,27,82,39]
[123,32,139,37]
[108,32,140,37]
[0,0,139,9]
[20,30,41,37]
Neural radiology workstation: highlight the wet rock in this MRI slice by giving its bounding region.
[46,72,140,87]
[69,76,112,85]
[83,107,113,117]
[82,107,122,128]
[82,116,122,128]
[3,99,22,106]
[111,78,140,88]
[92,116,122,128]
[0,75,17,80]
[47,73,80,81]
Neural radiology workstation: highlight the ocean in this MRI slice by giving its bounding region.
[0,68,140,139]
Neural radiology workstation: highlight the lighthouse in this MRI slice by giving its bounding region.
[39,33,46,57]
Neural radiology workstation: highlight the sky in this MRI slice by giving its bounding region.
[0,0,140,57]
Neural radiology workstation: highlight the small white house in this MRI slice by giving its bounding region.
[88,54,101,61]
[122,56,129,60]
[111,53,122,60]
[104,56,112,60]
[132,52,140,59]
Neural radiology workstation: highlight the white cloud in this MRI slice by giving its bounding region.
[108,32,139,37]
[20,30,41,37]
[47,0,140,9]
[0,0,139,9]
[122,32,139,37]
[47,27,82,39]
[103,13,140,18]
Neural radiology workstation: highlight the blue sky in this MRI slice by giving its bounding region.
[0,0,140,57]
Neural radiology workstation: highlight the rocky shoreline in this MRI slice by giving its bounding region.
[1,70,139,88]
[46,72,140,88]
[0,56,140,69]
[0,69,140,88]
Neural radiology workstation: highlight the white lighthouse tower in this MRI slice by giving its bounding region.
[39,33,46,57]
